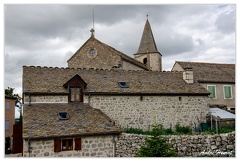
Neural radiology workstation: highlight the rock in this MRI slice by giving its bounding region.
[211,145,217,150]
[227,145,234,150]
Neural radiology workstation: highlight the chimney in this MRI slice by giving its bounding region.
[183,67,193,84]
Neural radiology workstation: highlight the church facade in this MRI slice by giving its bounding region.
[68,19,162,72]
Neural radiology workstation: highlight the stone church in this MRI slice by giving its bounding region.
[67,19,161,71]
[22,19,210,157]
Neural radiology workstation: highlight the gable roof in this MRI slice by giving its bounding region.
[67,36,148,70]
[23,103,121,139]
[63,74,87,88]
[174,61,235,83]
[23,66,209,95]
[135,19,160,55]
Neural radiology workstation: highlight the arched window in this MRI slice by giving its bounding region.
[143,58,147,66]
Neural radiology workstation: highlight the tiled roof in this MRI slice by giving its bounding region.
[23,103,121,139]
[135,19,159,54]
[68,36,148,70]
[175,61,235,83]
[23,66,209,95]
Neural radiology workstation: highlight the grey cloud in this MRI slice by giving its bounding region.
[4,4,236,90]
[215,9,236,34]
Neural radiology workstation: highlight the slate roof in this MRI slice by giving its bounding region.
[68,36,148,70]
[174,61,235,83]
[135,19,160,54]
[23,103,121,139]
[23,66,209,95]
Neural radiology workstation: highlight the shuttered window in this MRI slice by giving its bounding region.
[207,85,216,99]
[75,138,82,150]
[224,85,232,99]
[54,138,81,152]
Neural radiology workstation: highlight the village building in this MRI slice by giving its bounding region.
[5,95,16,154]
[172,61,235,110]
[22,19,212,157]
[22,103,121,157]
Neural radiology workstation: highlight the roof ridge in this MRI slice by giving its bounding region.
[93,38,148,70]
[176,61,235,65]
[23,65,183,74]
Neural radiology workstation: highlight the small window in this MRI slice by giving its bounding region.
[58,112,69,120]
[224,85,233,99]
[70,87,82,102]
[89,49,96,56]
[5,120,9,131]
[118,82,128,88]
[62,139,73,151]
[179,97,182,101]
[207,85,217,99]
[5,101,10,110]
[143,57,147,65]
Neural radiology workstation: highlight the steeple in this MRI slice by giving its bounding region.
[136,19,158,54]
[134,18,162,71]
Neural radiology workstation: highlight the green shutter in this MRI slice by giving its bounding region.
[208,86,216,98]
[224,86,232,98]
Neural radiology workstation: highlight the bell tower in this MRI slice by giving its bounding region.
[134,17,162,71]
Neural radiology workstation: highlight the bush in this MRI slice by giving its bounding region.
[124,127,148,135]
[135,125,177,157]
[175,123,191,134]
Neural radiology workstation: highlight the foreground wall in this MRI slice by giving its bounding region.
[116,133,235,157]
[23,135,115,157]
[86,95,209,130]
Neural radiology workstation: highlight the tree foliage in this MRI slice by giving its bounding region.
[135,125,177,157]
[5,87,22,124]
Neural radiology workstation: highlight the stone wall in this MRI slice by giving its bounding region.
[24,95,68,103]
[23,135,115,157]
[116,133,235,157]
[122,60,146,71]
[68,37,121,70]
[134,53,162,71]
[85,95,209,130]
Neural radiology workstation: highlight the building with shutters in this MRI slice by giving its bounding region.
[172,61,235,110]
[22,104,121,157]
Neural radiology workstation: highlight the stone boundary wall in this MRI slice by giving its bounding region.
[115,133,235,157]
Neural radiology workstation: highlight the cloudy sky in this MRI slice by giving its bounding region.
[4,4,236,97]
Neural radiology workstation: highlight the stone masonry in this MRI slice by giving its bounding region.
[23,135,115,157]
[25,95,209,131]
[116,133,235,157]
[85,95,209,130]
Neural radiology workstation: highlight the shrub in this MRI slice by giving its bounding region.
[135,125,177,157]
[175,123,191,134]
[124,127,148,135]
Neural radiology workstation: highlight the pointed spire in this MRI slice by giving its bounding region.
[136,19,158,54]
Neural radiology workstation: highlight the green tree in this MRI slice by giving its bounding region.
[136,125,177,157]
[5,87,22,124]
